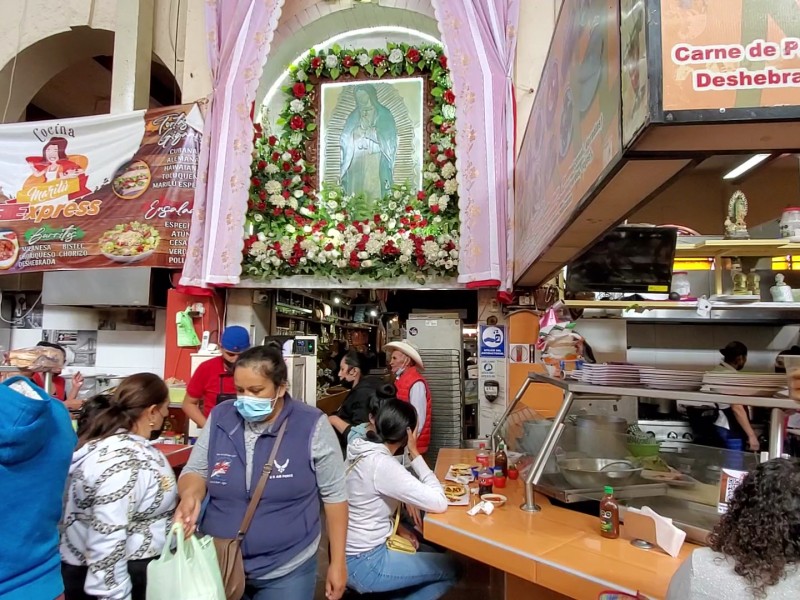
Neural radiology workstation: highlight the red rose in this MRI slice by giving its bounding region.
[337,223,346,232]
[417,191,426,201]
[440,123,450,133]
[429,144,438,155]
[289,115,305,131]
[406,48,421,63]
[435,180,445,189]
[268,135,278,146]
[292,82,306,98]
[254,123,263,135]
[293,165,303,173]
[420,219,428,227]
[405,205,413,213]
[311,57,323,69]
[282,162,291,172]
[374,215,381,224]
[251,177,260,186]
[273,207,282,216]
[257,201,266,211]
[444,148,455,159]
[271,151,280,161]
[343,55,355,68]
[431,205,441,214]
[290,149,301,162]
[282,179,291,187]
[258,190,266,200]
[282,190,290,199]
[439,55,448,68]
[372,54,385,66]
[257,160,267,170]
[443,89,456,104]
[302,186,312,194]
[324,243,334,251]
[285,208,295,216]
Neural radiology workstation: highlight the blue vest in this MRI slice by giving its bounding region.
[201,396,321,578]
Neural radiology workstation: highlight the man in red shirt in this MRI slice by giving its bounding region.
[181,326,251,428]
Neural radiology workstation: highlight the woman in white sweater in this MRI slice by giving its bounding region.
[60,373,177,600]
[345,398,458,599]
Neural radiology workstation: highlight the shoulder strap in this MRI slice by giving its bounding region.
[392,506,401,535]
[237,419,288,538]
[345,454,364,476]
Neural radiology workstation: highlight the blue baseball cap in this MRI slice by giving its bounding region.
[220,326,251,353]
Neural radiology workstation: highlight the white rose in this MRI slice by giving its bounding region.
[318,255,327,264]
[437,153,447,163]
[327,228,339,237]
[300,257,307,265]
[380,214,389,222]
[388,48,404,63]
[357,53,370,66]
[299,207,313,217]
[271,256,281,266]
[337,259,348,268]
[328,191,338,200]
[293,189,304,198]
[296,70,307,82]
[269,194,284,207]
[399,254,411,264]
[289,99,304,113]
[428,194,439,207]
[288,197,299,209]
[328,200,338,210]
[440,194,451,206]
[450,249,459,258]
[334,212,345,221]
[303,225,312,233]
[358,251,368,259]
[285,224,296,234]
[423,49,437,60]
[433,216,443,224]
[265,163,279,174]
[388,219,397,229]
[282,152,292,161]
[265,180,282,195]
[363,225,371,234]
[388,201,398,210]
[438,250,448,258]
[444,179,458,195]
[443,105,456,120]
[325,54,339,69]
[290,132,303,146]
[307,250,316,260]
[292,175,301,184]
[362,260,373,268]
[253,213,264,223]
[441,163,456,179]
[393,190,402,200]
[257,232,267,242]
[403,248,413,256]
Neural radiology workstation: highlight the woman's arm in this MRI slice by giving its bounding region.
[311,416,348,600]
[175,417,211,537]
[328,414,351,434]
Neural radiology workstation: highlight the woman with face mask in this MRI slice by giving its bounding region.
[175,345,348,600]
[329,351,375,449]
[345,398,458,599]
[59,373,177,600]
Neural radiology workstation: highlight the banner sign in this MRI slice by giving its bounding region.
[0,104,202,273]
[661,0,800,112]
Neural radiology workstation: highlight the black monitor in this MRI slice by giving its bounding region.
[565,226,678,294]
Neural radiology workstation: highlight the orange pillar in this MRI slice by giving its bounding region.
[507,311,562,417]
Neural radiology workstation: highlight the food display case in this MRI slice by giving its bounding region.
[491,373,795,544]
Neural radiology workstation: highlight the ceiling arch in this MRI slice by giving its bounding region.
[256,1,439,106]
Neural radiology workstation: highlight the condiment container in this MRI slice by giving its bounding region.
[599,486,620,539]
[780,207,800,239]
[493,468,506,489]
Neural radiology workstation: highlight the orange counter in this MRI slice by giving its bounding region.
[153,443,192,469]
[424,449,697,600]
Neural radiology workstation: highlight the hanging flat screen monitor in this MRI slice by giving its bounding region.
[565,226,678,294]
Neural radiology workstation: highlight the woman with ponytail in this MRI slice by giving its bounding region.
[344,398,458,599]
[59,373,177,600]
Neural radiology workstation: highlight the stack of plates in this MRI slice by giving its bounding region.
[701,372,788,397]
[578,364,641,386]
[639,368,704,391]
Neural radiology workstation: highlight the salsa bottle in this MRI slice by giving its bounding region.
[599,486,620,539]
[495,442,508,476]
[478,466,494,496]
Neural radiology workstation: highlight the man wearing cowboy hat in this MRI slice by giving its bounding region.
[384,340,431,455]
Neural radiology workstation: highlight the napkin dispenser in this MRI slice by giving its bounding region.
[624,507,686,558]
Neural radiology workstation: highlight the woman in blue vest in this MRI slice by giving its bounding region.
[176,344,348,600]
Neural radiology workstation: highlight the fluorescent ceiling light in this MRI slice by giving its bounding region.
[722,154,770,180]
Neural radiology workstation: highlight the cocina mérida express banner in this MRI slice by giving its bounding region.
[0,104,202,273]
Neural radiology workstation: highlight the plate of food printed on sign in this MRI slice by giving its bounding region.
[441,482,469,506]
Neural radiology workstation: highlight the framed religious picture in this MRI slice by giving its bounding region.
[319,79,424,220]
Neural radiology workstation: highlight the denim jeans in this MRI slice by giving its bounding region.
[714,426,744,470]
[244,555,318,600]
[346,544,458,600]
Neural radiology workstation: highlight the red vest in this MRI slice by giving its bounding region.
[395,367,431,454]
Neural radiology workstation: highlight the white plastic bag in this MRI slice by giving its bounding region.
[146,523,226,600]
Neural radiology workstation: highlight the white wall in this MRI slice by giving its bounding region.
[10,305,167,378]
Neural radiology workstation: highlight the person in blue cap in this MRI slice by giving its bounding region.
[182,325,251,428]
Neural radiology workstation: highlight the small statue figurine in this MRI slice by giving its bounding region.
[770,273,794,302]
[732,271,749,295]
[724,190,750,239]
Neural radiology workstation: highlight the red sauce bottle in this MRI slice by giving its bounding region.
[599,486,620,539]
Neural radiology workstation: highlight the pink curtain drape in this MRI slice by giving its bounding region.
[180,0,285,288]
[431,0,520,292]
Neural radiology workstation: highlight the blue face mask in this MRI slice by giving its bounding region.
[234,395,275,422]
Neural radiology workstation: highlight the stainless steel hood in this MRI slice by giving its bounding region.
[42,268,171,307]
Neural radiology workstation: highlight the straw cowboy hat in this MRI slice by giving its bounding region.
[384,340,424,370]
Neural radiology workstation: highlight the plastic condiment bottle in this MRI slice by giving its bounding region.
[476,443,490,467]
[494,442,508,476]
[493,468,506,489]
[599,486,620,539]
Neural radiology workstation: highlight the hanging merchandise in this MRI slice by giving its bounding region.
[146,523,225,600]
[176,309,200,347]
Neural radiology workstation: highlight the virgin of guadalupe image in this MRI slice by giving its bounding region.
[340,84,398,209]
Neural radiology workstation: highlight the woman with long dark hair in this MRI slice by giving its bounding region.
[667,458,800,599]
[345,398,457,598]
[60,373,176,600]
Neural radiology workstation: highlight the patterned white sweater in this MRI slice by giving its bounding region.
[60,432,177,600]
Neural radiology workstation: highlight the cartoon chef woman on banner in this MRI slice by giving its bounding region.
[22,137,90,202]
